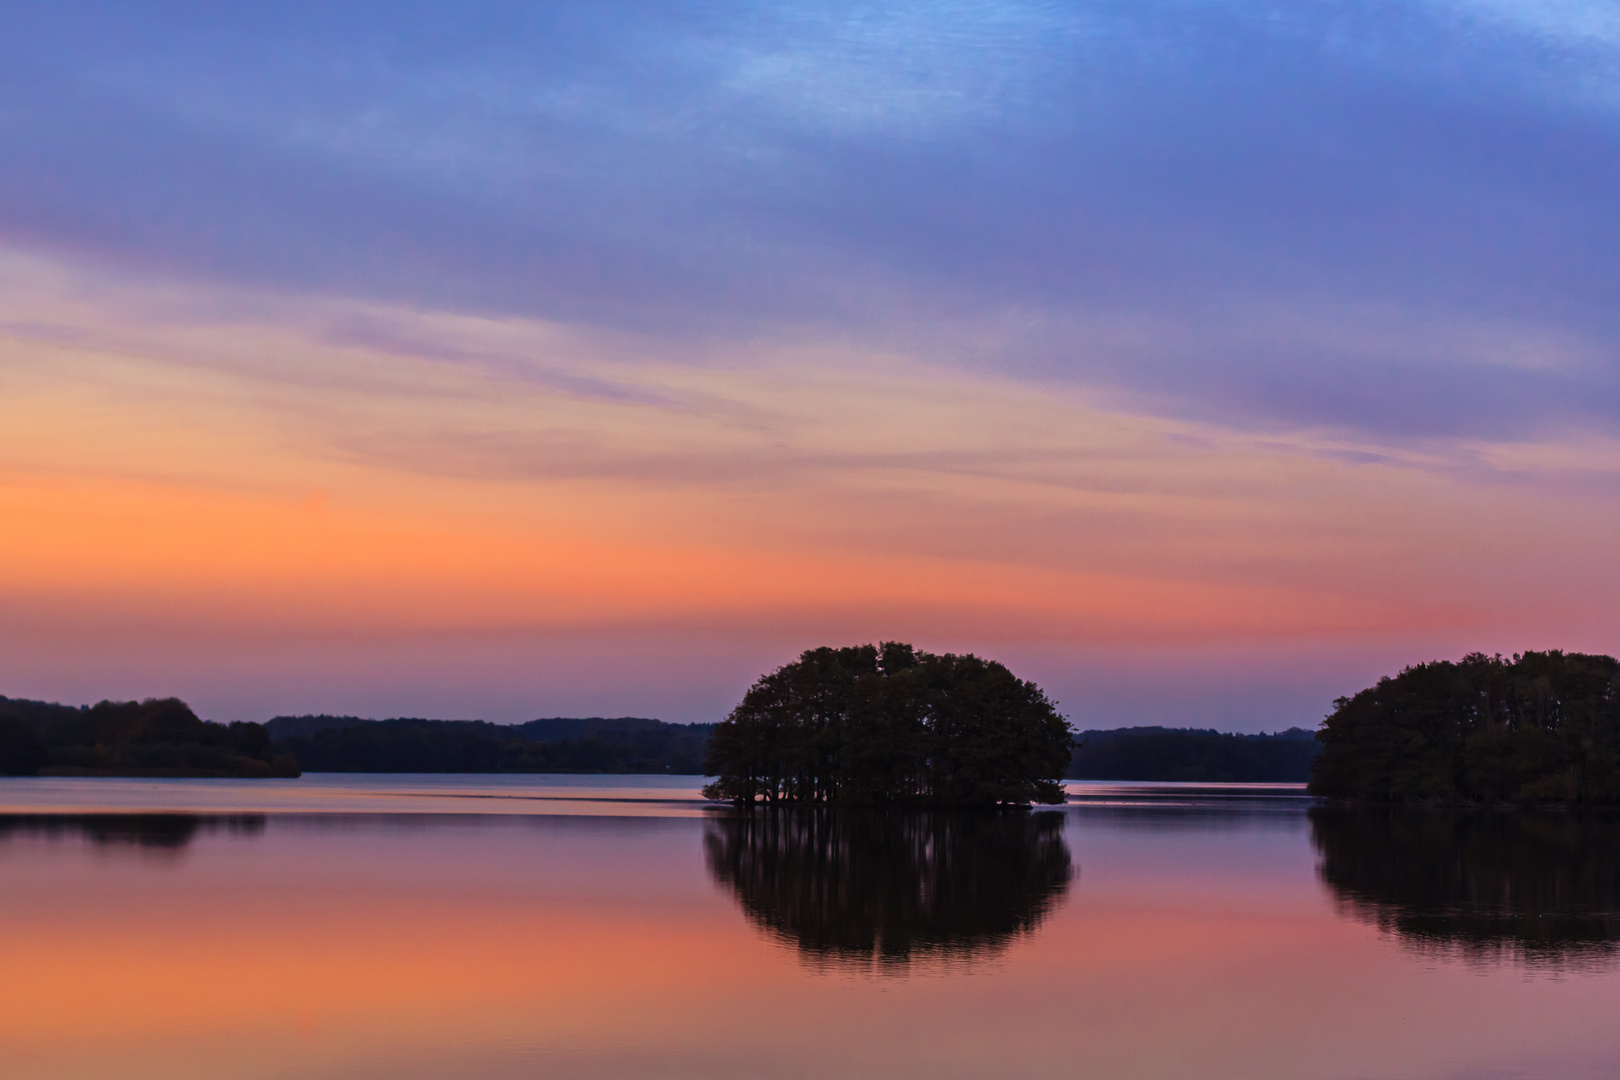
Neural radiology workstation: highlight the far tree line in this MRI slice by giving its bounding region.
[0,703,715,778]
[0,690,1317,783]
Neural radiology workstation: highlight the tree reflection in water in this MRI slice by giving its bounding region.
[1311,807,1620,971]
[704,809,1073,972]
[0,814,265,850]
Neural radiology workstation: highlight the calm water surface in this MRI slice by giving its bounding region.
[3,776,1619,1079]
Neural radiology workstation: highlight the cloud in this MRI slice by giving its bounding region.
[1445,0,1620,50]
[1,1,1617,446]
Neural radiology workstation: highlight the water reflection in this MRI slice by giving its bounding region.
[1311,807,1620,971]
[704,809,1073,971]
[0,813,266,849]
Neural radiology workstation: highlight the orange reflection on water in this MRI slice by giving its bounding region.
[2,809,1620,1080]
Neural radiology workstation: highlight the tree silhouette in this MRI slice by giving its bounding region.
[703,643,1072,806]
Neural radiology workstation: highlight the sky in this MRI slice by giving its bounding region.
[1,0,1617,728]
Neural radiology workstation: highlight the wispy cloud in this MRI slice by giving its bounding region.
[2,1,1615,445]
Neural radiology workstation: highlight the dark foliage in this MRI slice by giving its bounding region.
[1311,806,1620,970]
[704,809,1073,969]
[267,715,715,773]
[1309,651,1620,803]
[1068,726,1319,781]
[259,714,373,741]
[0,696,298,778]
[702,643,1072,806]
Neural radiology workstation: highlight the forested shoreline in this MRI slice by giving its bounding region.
[0,697,298,778]
[265,715,715,773]
[0,702,717,777]
[1068,727,1318,782]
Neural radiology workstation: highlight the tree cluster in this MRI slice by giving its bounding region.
[702,643,1072,806]
[0,696,298,778]
[1309,651,1620,803]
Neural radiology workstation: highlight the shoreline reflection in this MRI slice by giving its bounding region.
[704,809,1073,972]
[0,813,266,849]
[1311,807,1620,971]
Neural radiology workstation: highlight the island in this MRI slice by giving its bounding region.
[1309,650,1620,803]
[701,642,1073,806]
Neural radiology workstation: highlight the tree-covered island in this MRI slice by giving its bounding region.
[702,643,1073,806]
[1310,651,1620,804]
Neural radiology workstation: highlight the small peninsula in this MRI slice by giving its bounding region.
[1309,651,1620,804]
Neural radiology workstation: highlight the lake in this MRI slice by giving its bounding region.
[3,776,1619,1080]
